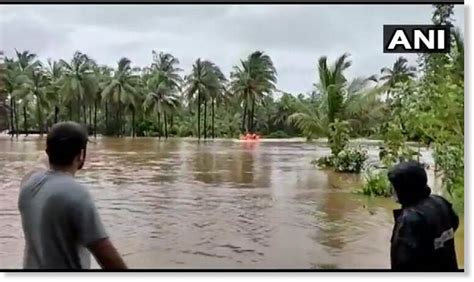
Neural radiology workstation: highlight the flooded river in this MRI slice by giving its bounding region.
[0,137,464,269]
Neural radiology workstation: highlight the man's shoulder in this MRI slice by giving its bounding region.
[399,207,425,226]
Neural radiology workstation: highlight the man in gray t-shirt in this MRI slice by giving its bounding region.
[18,122,127,270]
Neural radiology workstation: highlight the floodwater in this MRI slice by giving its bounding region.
[0,137,464,269]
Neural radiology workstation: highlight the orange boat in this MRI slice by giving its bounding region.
[239,133,260,141]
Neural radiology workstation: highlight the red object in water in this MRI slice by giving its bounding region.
[239,133,260,141]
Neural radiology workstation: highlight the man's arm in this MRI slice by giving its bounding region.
[87,238,127,269]
[391,214,425,271]
[71,189,127,269]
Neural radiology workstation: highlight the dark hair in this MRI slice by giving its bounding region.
[388,161,431,207]
[46,122,88,166]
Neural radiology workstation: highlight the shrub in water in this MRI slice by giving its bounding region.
[333,147,368,173]
[357,169,392,197]
[313,147,368,173]
[313,155,335,168]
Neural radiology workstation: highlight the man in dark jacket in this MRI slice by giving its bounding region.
[388,161,459,271]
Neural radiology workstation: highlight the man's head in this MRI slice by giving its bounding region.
[46,122,88,173]
[388,161,431,207]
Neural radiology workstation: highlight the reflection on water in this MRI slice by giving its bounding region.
[0,137,464,269]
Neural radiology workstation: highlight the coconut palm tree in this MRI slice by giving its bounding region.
[101,57,139,137]
[94,65,113,136]
[4,58,20,137]
[143,71,180,139]
[289,54,381,140]
[201,62,226,139]
[58,51,98,123]
[229,51,277,134]
[184,59,218,139]
[9,50,40,136]
[317,53,352,124]
[380,56,416,100]
[13,65,49,135]
[45,59,63,124]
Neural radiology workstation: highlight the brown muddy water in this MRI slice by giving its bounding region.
[0,137,464,269]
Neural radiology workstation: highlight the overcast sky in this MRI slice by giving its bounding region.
[0,4,465,95]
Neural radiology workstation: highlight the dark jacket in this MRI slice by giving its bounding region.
[388,161,459,271]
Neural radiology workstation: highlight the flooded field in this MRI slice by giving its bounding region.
[0,137,464,269]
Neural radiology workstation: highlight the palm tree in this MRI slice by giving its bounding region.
[141,51,182,139]
[10,50,40,136]
[45,59,63,124]
[95,65,113,136]
[58,51,98,123]
[184,59,218,139]
[289,54,381,140]
[143,71,180,139]
[14,66,49,135]
[202,62,226,139]
[4,58,20,137]
[101,57,139,137]
[317,53,352,124]
[380,56,416,100]
[230,51,277,134]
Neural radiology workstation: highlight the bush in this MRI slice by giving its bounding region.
[313,147,368,173]
[312,155,334,168]
[356,169,392,197]
[266,130,289,138]
[333,147,368,173]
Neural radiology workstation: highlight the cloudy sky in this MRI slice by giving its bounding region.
[0,4,464,95]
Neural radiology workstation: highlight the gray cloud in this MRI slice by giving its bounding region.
[0,4,465,94]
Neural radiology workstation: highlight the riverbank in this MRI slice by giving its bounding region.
[0,133,423,146]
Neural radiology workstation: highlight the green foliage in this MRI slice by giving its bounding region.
[328,119,350,156]
[379,121,419,167]
[333,147,368,173]
[312,155,334,169]
[357,169,392,197]
[314,147,367,173]
[266,130,289,139]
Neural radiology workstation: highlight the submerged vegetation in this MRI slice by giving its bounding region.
[0,5,464,211]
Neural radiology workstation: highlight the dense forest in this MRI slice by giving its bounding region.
[0,5,464,209]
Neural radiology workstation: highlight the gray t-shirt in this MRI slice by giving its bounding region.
[18,170,108,269]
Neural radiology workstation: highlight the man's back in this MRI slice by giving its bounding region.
[391,195,459,271]
[19,170,107,269]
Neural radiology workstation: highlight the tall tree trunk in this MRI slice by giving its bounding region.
[241,100,247,133]
[54,105,59,124]
[9,96,15,137]
[164,113,168,139]
[105,100,108,134]
[197,90,201,140]
[83,102,87,125]
[89,105,92,132]
[131,107,135,138]
[157,111,161,140]
[23,106,28,137]
[204,99,207,139]
[14,100,19,138]
[36,96,43,136]
[212,98,215,139]
[250,96,255,133]
[77,98,81,122]
[116,104,120,137]
[94,99,98,138]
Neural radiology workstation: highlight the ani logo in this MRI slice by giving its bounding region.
[383,25,451,53]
